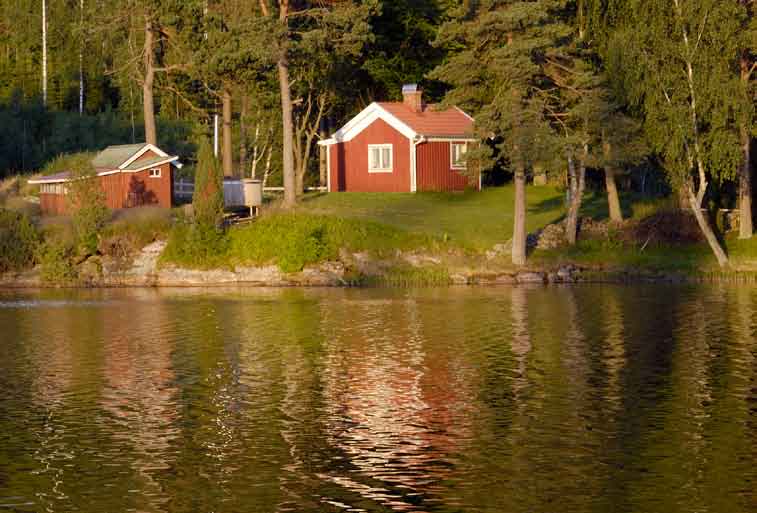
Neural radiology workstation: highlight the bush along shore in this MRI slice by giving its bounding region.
[4,198,757,288]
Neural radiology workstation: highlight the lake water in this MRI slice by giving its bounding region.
[0,285,754,513]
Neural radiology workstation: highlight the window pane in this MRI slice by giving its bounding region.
[382,148,391,169]
[371,148,380,169]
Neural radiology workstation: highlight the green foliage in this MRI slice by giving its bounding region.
[100,207,173,257]
[41,152,98,177]
[36,224,78,283]
[0,209,39,273]
[160,211,430,273]
[304,186,567,252]
[192,138,224,227]
[366,265,452,287]
[607,0,747,187]
[228,213,429,273]
[0,98,194,178]
[67,162,110,255]
[160,217,230,269]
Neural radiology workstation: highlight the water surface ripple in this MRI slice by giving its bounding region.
[0,285,754,512]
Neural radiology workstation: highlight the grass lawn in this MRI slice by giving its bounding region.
[300,185,568,252]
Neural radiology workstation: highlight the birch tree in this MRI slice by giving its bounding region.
[613,0,745,266]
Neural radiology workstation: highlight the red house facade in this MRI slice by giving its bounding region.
[319,85,478,193]
[29,143,180,216]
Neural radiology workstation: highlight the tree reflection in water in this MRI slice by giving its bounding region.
[0,286,754,513]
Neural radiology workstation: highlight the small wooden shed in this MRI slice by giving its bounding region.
[29,143,181,215]
[318,85,478,193]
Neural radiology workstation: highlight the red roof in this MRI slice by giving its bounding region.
[377,102,474,138]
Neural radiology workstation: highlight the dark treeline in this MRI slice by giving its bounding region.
[0,0,754,266]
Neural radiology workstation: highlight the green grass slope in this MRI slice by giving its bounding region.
[301,185,567,252]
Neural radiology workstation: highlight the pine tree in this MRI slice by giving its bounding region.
[431,0,570,265]
[193,137,225,227]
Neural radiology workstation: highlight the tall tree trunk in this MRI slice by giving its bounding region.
[605,167,623,223]
[603,135,623,223]
[240,93,248,178]
[42,0,47,106]
[605,168,623,223]
[278,55,296,207]
[265,0,296,208]
[512,156,527,266]
[319,124,327,187]
[79,0,84,115]
[739,124,753,238]
[565,150,587,245]
[222,86,233,177]
[142,17,157,145]
[739,51,754,239]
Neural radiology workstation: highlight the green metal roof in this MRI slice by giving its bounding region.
[123,155,175,171]
[91,144,147,169]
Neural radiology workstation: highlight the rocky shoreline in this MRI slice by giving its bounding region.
[3,239,745,289]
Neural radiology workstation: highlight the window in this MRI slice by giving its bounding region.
[451,142,468,169]
[40,183,66,194]
[149,168,161,178]
[368,144,393,173]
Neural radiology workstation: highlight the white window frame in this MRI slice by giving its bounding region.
[368,144,393,173]
[148,167,162,178]
[450,142,468,169]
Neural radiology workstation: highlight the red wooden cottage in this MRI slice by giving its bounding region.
[29,143,180,215]
[319,85,478,193]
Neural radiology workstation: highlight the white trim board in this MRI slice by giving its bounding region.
[320,103,417,145]
[119,143,169,169]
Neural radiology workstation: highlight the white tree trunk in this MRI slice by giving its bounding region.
[79,0,84,115]
[42,0,47,106]
[263,144,273,188]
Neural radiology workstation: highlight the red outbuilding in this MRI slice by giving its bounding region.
[29,143,180,216]
[319,85,478,193]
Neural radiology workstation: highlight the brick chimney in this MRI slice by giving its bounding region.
[402,84,423,112]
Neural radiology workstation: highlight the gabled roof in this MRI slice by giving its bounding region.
[318,102,475,146]
[91,144,147,169]
[377,102,474,139]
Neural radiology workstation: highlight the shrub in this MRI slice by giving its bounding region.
[37,236,78,283]
[0,209,39,273]
[41,152,98,177]
[160,217,229,269]
[192,138,224,227]
[67,161,110,255]
[159,212,432,273]
[228,213,431,273]
[35,221,78,282]
[100,207,173,257]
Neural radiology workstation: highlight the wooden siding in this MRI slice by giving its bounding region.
[329,118,411,192]
[38,163,172,216]
[416,141,476,192]
[39,193,68,215]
